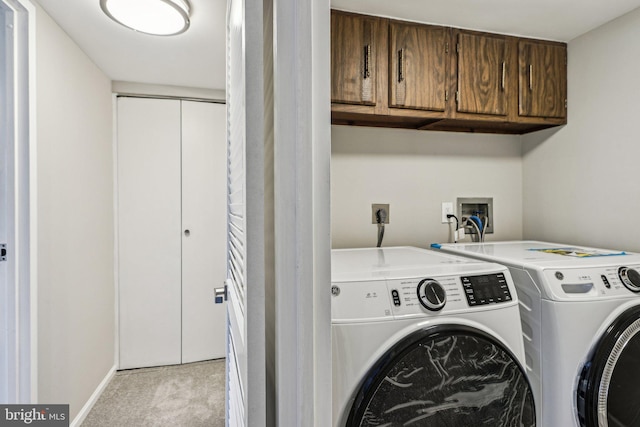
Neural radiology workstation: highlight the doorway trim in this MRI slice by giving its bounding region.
[0,0,37,404]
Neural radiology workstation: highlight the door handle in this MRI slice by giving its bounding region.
[214,285,227,304]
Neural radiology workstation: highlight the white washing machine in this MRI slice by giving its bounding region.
[435,240,640,427]
[331,246,535,427]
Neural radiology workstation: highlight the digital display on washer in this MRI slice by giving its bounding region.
[461,273,512,306]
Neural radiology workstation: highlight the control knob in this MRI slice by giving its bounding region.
[417,279,446,311]
[618,267,640,293]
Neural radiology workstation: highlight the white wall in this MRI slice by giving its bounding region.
[35,4,114,420]
[331,125,523,249]
[522,7,640,252]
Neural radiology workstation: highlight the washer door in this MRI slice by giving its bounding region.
[345,325,535,427]
[577,305,640,427]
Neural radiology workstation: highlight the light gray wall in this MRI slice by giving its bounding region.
[331,125,523,249]
[522,7,640,252]
[35,5,114,420]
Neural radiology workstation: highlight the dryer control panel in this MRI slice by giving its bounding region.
[461,273,512,306]
[331,268,518,323]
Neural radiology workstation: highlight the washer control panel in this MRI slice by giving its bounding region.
[542,263,640,300]
[619,266,640,292]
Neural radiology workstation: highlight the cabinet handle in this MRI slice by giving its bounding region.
[501,61,506,90]
[529,64,533,90]
[398,49,404,83]
[364,44,371,79]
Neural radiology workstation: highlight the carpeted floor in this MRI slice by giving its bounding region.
[81,359,225,427]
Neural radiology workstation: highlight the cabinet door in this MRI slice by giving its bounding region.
[390,22,447,111]
[457,33,507,116]
[519,41,567,118]
[117,97,182,370]
[331,11,376,105]
[181,101,227,363]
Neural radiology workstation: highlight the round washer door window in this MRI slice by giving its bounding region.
[578,305,640,427]
[346,325,535,427]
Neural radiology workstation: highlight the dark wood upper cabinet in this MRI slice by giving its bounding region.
[389,22,448,112]
[329,10,567,134]
[519,40,567,119]
[456,33,507,116]
[331,11,377,106]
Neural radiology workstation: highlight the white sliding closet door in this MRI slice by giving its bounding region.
[181,101,226,363]
[117,97,182,369]
[118,97,226,370]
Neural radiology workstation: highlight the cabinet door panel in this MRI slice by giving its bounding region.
[390,23,447,111]
[519,41,567,118]
[457,33,507,116]
[331,11,376,105]
[181,101,227,363]
[117,97,182,370]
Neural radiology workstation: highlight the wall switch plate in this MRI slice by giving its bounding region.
[441,202,454,223]
[371,204,390,224]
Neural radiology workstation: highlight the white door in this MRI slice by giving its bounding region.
[117,97,182,369]
[226,0,269,423]
[181,100,227,363]
[117,97,227,369]
[227,0,249,423]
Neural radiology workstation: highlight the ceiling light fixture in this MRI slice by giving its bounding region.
[100,0,191,36]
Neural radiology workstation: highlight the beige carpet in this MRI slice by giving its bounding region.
[81,359,225,427]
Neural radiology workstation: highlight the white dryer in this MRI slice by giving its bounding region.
[331,247,535,427]
[435,241,640,427]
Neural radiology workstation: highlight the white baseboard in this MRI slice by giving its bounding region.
[70,365,116,427]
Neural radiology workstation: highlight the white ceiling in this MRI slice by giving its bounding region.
[35,0,227,90]
[34,0,640,91]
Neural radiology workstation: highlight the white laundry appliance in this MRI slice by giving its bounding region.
[331,246,535,427]
[434,240,640,427]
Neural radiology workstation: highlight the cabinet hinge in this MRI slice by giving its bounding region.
[565,98,567,109]
[445,42,449,53]
[456,43,460,53]
[445,90,449,101]
[455,91,459,103]
[0,243,6,262]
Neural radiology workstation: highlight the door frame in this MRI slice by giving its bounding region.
[225,0,332,423]
[0,0,37,404]
[272,0,332,424]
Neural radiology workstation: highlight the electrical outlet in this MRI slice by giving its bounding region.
[441,202,454,223]
[371,204,390,224]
